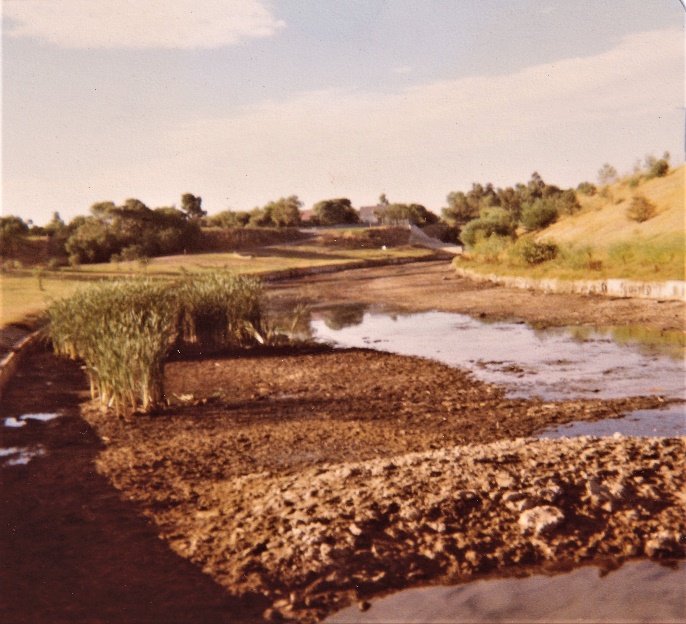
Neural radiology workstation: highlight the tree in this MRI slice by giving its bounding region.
[378,193,390,206]
[383,203,438,226]
[626,195,657,223]
[265,196,302,227]
[312,198,359,225]
[597,163,618,185]
[181,193,206,221]
[520,198,559,231]
[0,216,29,258]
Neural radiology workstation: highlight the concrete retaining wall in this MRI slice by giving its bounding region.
[454,268,686,302]
[0,330,45,404]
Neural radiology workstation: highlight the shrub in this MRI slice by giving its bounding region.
[516,240,559,265]
[576,182,597,196]
[459,208,516,248]
[471,235,512,263]
[648,159,669,179]
[520,198,559,231]
[626,195,658,223]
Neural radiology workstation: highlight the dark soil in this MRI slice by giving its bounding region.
[1,261,684,623]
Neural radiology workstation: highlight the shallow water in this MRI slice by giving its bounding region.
[309,305,685,402]
[309,305,686,437]
[326,560,685,623]
[538,402,686,438]
[2,412,61,428]
[0,445,45,467]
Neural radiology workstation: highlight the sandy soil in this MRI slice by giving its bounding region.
[1,262,684,623]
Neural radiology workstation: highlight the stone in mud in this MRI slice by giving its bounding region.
[644,531,684,558]
[518,505,565,536]
[587,477,626,511]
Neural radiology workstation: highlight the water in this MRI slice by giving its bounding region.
[309,305,685,436]
[309,305,685,402]
[0,445,45,467]
[326,560,685,623]
[538,402,686,438]
[2,412,61,428]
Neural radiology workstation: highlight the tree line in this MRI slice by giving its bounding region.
[2,152,671,265]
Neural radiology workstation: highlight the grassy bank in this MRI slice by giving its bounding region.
[454,166,684,282]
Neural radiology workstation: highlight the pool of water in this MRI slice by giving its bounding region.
[309,304,685,402]
[326,560,685,623]
[309,304,685,436]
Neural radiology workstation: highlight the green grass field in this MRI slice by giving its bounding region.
[1,237,433,328]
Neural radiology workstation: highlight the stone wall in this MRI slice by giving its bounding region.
[454,268,686,302]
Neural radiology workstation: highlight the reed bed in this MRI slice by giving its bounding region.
[48,272,265,416]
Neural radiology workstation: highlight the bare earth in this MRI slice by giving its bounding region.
[1,262,684,623]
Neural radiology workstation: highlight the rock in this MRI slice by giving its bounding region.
[644,531,684,558]
[518,505,565,536]
[348,523,363,536]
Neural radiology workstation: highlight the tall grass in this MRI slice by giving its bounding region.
[48,272,265,416]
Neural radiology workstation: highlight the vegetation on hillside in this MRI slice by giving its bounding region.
[451,153,683,281]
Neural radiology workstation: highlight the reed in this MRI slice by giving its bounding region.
[48,272,266,416]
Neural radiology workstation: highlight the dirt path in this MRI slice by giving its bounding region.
[267,260,685,331]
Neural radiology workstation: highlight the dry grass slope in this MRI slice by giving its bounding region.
[540,165,684,248]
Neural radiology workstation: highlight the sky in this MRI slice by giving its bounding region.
[2,0,684,225]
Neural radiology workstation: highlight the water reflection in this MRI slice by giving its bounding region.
[309,305,685,403]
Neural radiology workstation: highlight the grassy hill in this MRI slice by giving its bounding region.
[455,165,684,282]
[541,165,684,249]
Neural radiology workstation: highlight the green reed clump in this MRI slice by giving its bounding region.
[173,272,265,351]
[49,279,177,415]
[48,272,267,416]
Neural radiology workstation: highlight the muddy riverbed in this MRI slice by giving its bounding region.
[1,261,685,623]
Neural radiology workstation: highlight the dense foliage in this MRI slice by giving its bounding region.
[312,198,360,226]
[441,172,581,247]
[64,198,201,265]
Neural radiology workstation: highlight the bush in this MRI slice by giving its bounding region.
[520,198,559,231]
[626,195,658,223]
[576,182,597,196]
[459,208,516,248]
[648,159,669,179]
[471,235,512,263]
[515,240,559,265]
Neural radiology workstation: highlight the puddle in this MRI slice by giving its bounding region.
[538,402,686,438]
[3,412,61,427]
[309,305,685,403]
[326,560,685,623]
[0,445,45,467]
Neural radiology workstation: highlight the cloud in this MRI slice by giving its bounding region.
[4,27,683,222]
[3,0,285,49]
[154,28,682,205]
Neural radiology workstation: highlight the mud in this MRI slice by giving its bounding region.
[1,262,685,623]
[82,347,682,623]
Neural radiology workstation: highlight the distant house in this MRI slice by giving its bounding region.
[359,205,386,226]
[300,209,315,223]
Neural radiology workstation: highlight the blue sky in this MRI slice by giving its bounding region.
[2,0,684,224]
